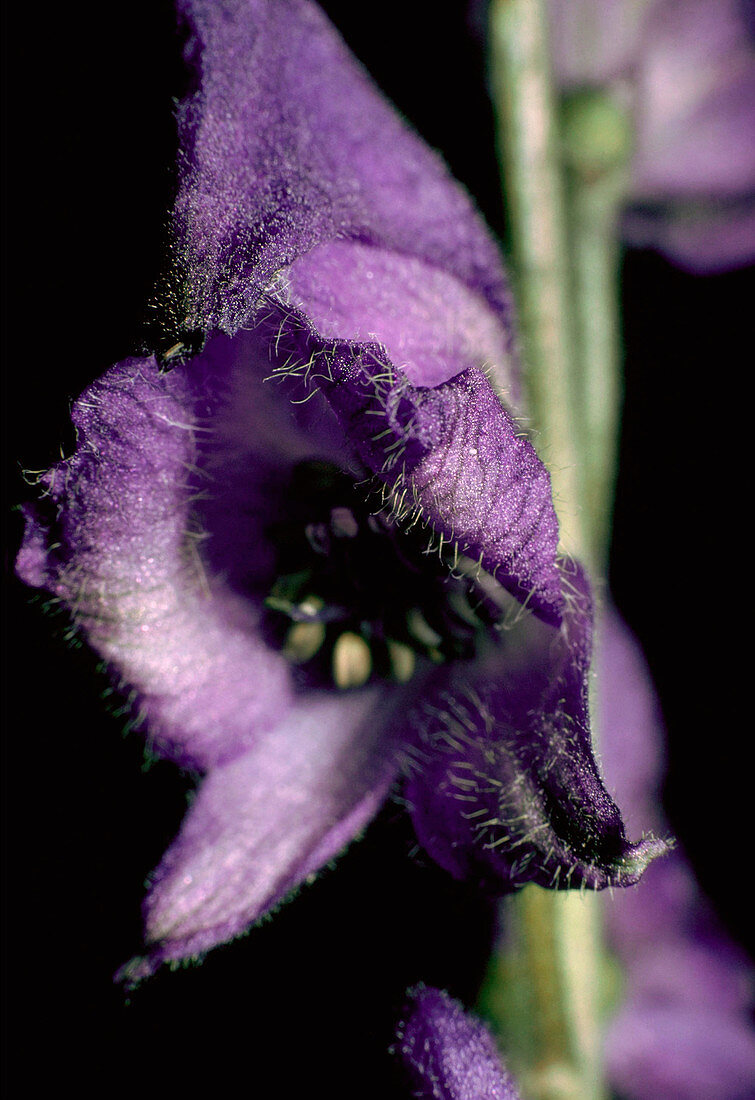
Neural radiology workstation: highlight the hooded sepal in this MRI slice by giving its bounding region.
[405,565,668,892]
[267,239,563,625]
[167,0,515,337]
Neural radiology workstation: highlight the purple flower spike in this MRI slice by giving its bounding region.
[16,0,660,973]
[598,611,755,1099]
[394,985,521,1100]
[626,0,755,272]
[549,0,755,272]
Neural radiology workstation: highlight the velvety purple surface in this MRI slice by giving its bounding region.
[280,238,563,621]
[406,571,665,893]
[395,986,521,1100]
[171,0,515,334]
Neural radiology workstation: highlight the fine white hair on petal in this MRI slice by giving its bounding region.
[143,689,401,964]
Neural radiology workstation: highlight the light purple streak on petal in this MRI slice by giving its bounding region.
[548,0,652,88]
[632,0,755,198]
[174,0,514,337]
[605,1003,755,1100]
[16,357,294,771]
[287,240,519,401]
[395,986,522,1100]
[137,690,399,973]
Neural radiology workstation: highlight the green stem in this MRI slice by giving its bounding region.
[478,889,608,1100]
[488,0,584,560]
[481,5,632,1099]
[561,91,632,569]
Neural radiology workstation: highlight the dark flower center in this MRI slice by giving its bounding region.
[264,460,503,689]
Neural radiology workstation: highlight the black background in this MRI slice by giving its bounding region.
[2,2,751,1094]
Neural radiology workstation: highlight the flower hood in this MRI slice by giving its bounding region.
[16,0,663,976]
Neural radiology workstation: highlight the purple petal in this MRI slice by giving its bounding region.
[170,0,514,336]
[625,939,753,1015]
[16,357,294,771]
[17,332,412,967]
[276,240,562,622]
[597,611,740,949]
[17,325,562,966]
[123,691,399,978]
[15,323,370,774]
[394,985,522,1100]
[15,0,598,973]
[317,358,563,624]
[405,568,666,892]
[594,609,667,836]
[286,241,518,396]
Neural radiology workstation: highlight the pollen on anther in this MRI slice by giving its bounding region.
[332,631,372,689]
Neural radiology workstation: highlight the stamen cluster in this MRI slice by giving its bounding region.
[264,460,500,689]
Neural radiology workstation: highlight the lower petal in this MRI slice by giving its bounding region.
[127,689,400,976]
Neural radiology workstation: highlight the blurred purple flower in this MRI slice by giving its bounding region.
[16,0,662,977]
[394,985,522,1100]
[598,612,755,1098]
[548,0,755,271]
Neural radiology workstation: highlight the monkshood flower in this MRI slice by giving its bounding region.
[394,985,521,1100]
[598,613,755,1099]
[548,0,755,271]
[16,0,662,977]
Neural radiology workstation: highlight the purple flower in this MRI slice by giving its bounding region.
[598,612,755,1099]
[16,0,661,977]
[549,0,755,271]
[394,985,522,1100]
